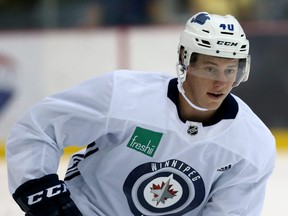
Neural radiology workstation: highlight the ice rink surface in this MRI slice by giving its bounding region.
[1,153,287,216]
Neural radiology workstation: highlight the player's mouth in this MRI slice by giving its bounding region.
[207,92,225,100]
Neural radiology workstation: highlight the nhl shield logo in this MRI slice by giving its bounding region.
[187,125,198,135]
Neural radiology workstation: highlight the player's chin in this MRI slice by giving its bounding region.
[204,99,224,111]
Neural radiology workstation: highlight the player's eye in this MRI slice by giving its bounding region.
[205,66,217,73]
[225,69,236,75]
[226,69,236,74]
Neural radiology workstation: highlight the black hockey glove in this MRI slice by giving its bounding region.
[13,174,82,216]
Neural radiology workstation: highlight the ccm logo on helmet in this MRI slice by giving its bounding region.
[27,183,67,205]
[217,41,238,46]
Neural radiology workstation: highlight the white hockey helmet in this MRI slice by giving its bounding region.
[176,12,250,111]
[177,12,250,87]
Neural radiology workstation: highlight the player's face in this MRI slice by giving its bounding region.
[183,54,239,110]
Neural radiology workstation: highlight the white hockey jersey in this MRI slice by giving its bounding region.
[6,70,276,216]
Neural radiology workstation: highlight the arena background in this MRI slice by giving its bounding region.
[0,23,287,153]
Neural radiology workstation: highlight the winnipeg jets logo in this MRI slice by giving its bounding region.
[123,159,205,215]
[150,174,178,206]
[191,13,210,25]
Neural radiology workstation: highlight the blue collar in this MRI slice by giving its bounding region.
[167,78,238,126]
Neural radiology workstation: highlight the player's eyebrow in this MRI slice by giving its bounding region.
[203,60,238,67]
[203,60,218,66]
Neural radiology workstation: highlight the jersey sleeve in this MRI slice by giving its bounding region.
[6,71,115,194]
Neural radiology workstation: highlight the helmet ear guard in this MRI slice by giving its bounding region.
[177,45,188,83]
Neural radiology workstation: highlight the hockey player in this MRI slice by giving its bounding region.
[6,12,276,216]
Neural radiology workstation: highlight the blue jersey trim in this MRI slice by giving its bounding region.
[167,78,238,126]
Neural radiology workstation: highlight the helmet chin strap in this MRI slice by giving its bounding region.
[176,64,209,112]
[177,82,209,112]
